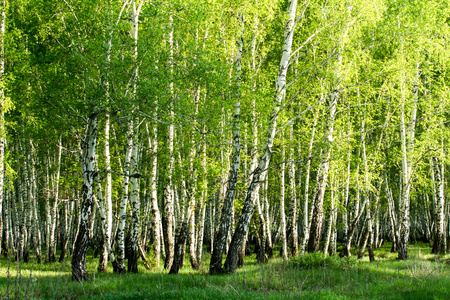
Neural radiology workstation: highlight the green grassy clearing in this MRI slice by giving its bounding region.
[1,242,450,299]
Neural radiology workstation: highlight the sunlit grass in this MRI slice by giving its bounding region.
[1,242,450,299]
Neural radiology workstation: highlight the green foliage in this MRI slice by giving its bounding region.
[290,252,358,269]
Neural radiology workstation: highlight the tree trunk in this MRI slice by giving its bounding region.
[145,121,161,267]
[255,187,268,263]
[0,0,5,259]
[308,91,338,253]
[431,157,445,254]
[210,100,241,274]
[288,116,298,257]
[339,181,366,258]
[195,139,208,264]
[300,110,318,255]
[127,0,144,273]
[171,133,200,274]
[128,119,140,273]
[324,180,335,256]
[223,0,298,273]
[71,114,98,281]
[29,149,42,263]
[279,132,288,260]
[397,63,418,260]
[116,120,134,274]
[163,15,176,270]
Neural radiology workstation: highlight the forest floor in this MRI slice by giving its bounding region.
[0,242,449,299]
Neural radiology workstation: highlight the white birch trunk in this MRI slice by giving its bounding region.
[361,110,375,261]
[128,117,140,273]
[288,116,298,257]
[280,132,288,259]
[210,11,244,273]
[308,90,338,253]
[116,120,134,274]
[128,0,144,273]
[71,114,98,281]
[431,157,445,254]
[224,0,298,273]
[163,14,175,270]
[146,121,161,267]
[397,63,418,260]
[300,111,318,255]
[30,149,42,262]
[196,139,208,263]
[324,181,334,256]
[0,0,5,254]
[189,98,200,270]
[93,174,119,271]
[50,139,62,262]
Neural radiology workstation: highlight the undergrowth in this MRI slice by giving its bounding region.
[1,242,449,299]
[290,252,358,269]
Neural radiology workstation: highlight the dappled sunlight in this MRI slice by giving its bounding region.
[1,243,450,299]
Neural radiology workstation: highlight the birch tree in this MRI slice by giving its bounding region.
[223,0,299,273]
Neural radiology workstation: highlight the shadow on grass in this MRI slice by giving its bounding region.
[1,243,450,299]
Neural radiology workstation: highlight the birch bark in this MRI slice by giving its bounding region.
[279,132,288,260]
[307,91,338,252]
[127,0,144,274]
[209,101,241,274]
[0,0,5,259]
[128,117,140,273]
[163,15,175,270]
[116,121,134,274]
[397,63,418,260]
[287,117,298,257]
[223,0,298,273]
[146,121,161,267]
[209,11,243,274]
[431,156,445,254]
[71,114,98,281]
[300,111,318,255]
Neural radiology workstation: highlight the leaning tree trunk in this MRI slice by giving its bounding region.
[209,14,243,274]
[339,167,366,258]
[209,100,241,274]
[71,114,98,282]
[223,0,298,273]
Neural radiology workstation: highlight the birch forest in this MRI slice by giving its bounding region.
[2,0,450,286]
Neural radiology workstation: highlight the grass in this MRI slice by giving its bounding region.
[1,242,450,299]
